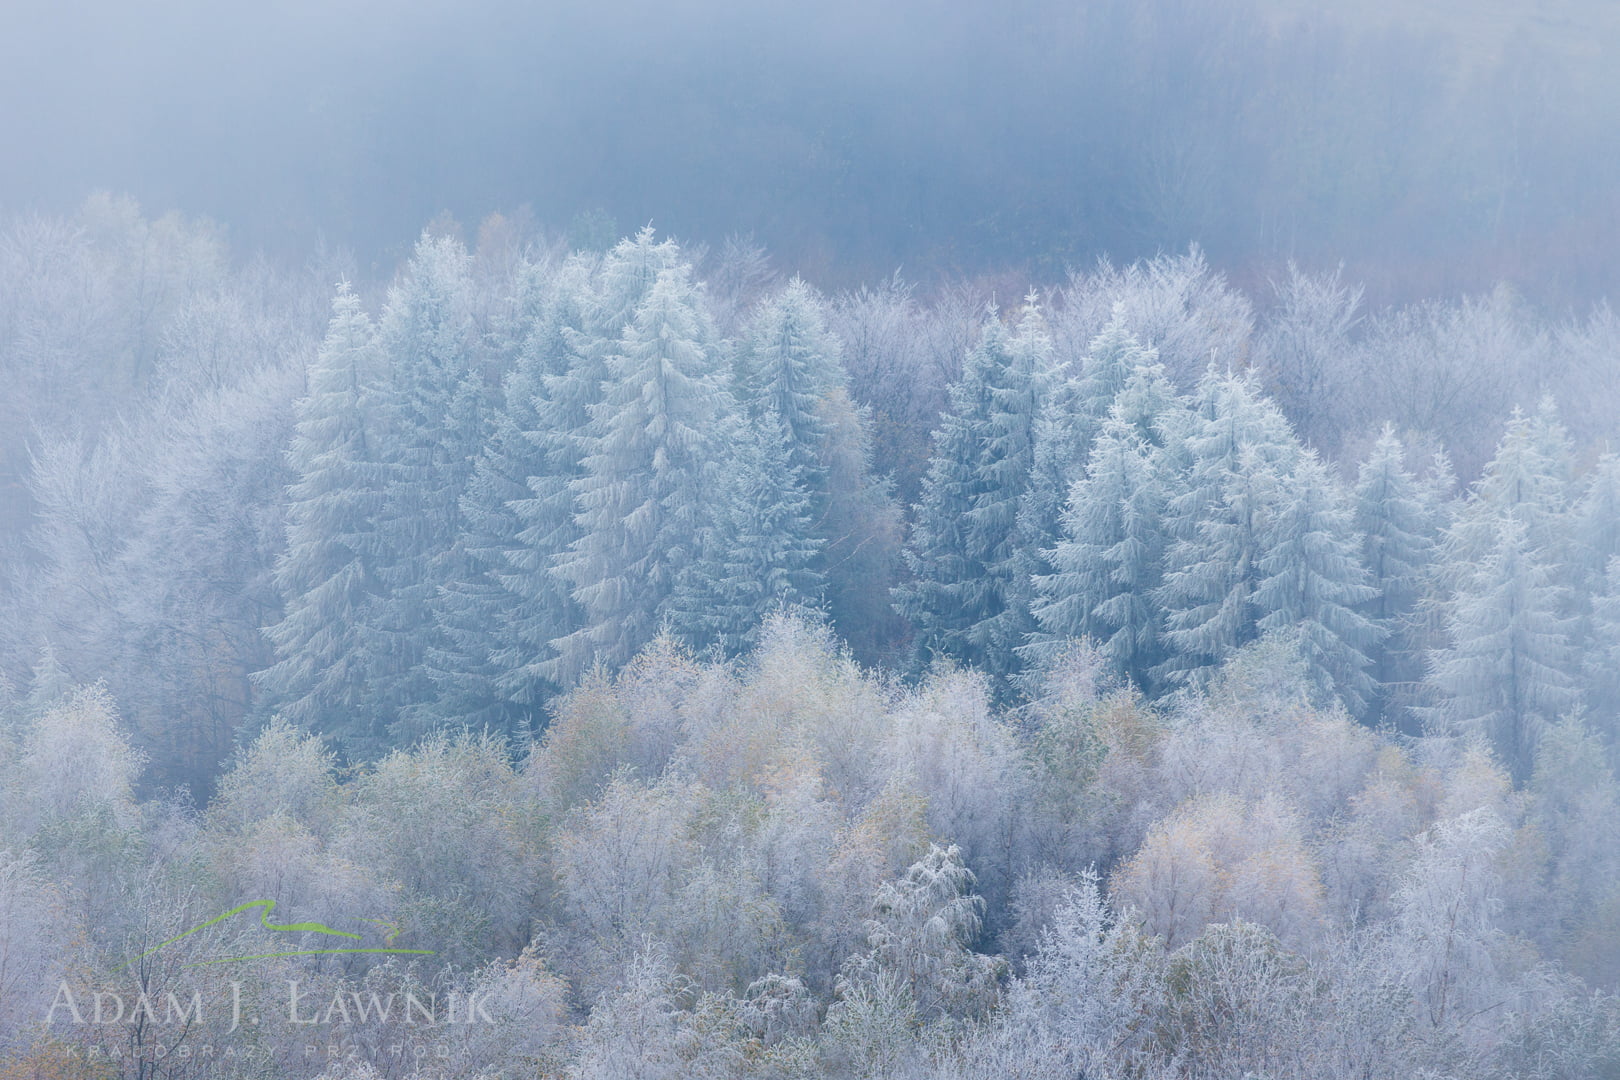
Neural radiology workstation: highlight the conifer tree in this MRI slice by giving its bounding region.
[256,284,390,742]
[1072,307,1146,441]
[424,264,592,735]
[738,277,843,492]
[666,410,825,656]
[1425,513,1579,780]
[736,278,900,658]
[816,385,906,664]
[894,305,1050,681]
[1353,426,1439,721]
[1587,558,1620,743]
[1014,316,1162,595]
[1154,369,1302,690]
[369,234,484,744]
[968,299,1057,686]
[549,264,727,683]
[1253,451,1382,716]
[1571,454,1620,596]
[1031,413,1169,689]
[490,237,688,693]
[1445,403,1573,572]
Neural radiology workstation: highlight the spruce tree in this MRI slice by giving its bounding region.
[548,264,726,683]
[1031,412,1169,690]
[1014,317,1162,594]
[968,299,1057,687]
[816,384,906,663]
[1153,369,1301,690]
[256,284,390,742]
[739,279,902,660]
[1072,306,1146,441]
[1252,450,1383,717]
[1571,453,1620,596]
[665,410,825,656]
[424,264,592,736]
[1586,558,1620,744]
[1445,404,1572,572]
[1425,513,1579,781]
[1353,426,1440,722]
[508,237,687,690]
[894,305,1050,681]
[369,234,483,745]
[738,277,843,491]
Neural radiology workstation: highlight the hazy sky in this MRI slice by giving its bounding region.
[5,0,1618,297]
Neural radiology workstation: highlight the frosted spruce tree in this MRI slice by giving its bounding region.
[368,234,486,745]
[1252,450,1382,717]
[1352,425,1440,723]
[1072,307,1148,443]
[665,410,825,656]
[1444,403,1573,574]
[969,299,1058,687]
[735,278,902,658]
[737,277,842,493]
[1422,404,1577,727]
[510,235,688,690]
[1571,453,1620,599]
[1586,558,1620,742]
[1153,368,1302,690]
[1013,315,1160,602]
[1425,513,1579,781]
[815,383,905,663]
[892,312,999,671]
[549,263,727,683]
[256,283,390,743]
[424,261,593,735]
[1031,412,1169,690]
[894,303,1051,685]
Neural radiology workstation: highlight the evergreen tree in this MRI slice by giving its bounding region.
[1072,306,1146,441]
[489,237,688,694]
[1031,413,1169,690]
[548,264,727,684]
[369,234,484,745]
[894,305,1050,682]
[424,263,592,736]
[503,245,680,679]
[1252,451,1383,717]
[256,284,390,742]
[666,410,825,656]
[1425,513,1579,781]
[816,385,907,665]
[1571,454,1620,596]
[968,299,1057,687]
[893,313,1004,670]
[1587,558,1620,746]
[1153,369,1301,690]
[738,277,843,492]
[1353,426,1440,722]
[1014,317,1163,595]
[737,278,902,659]
[1109,354,1181,445]
[1445,403,1573,572]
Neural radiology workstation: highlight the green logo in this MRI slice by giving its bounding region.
[121,900,435,970]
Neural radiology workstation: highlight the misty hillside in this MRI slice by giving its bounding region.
[4,1,1620,1078]
[2,206,1619,1079]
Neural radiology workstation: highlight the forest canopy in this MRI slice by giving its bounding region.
[2,193,1620,1077]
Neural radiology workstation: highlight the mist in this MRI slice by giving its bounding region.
[6,4,1620,1079]
[6,0,1619,299]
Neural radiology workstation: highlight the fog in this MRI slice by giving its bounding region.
[8,4,1620,1078]
[6,0,1619,298]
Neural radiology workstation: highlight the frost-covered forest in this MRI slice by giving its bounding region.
[2,196,1620,1078]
